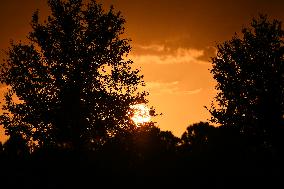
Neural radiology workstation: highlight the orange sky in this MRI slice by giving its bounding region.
[1,0,284,142]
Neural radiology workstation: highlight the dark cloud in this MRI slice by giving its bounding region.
[2,0,284,52]
[198,46,217,62]
[102,0,284,49]
[0,0,49,50]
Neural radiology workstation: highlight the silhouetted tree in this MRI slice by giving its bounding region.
[3,133,30,159]
[181,122,215,150]
[159,130,181,152]
[131,125,180,167]
[208,15,284,150]
[179,122,253,177]
[102,123,180,160]
[97,124,180,178]
[0,0,147,151]
[0,142,3,156]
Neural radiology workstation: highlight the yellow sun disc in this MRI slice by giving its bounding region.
[129,104,151,126]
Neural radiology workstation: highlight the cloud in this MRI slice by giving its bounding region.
[136,44,165,52]
[129,45,210,65]
[146,81,202,95]
[184,88,202,95]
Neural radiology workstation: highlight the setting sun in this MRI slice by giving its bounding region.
[129,104,151,126]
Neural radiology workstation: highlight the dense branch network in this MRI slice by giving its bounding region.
[0,0,148,150]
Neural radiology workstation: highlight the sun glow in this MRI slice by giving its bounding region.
[129,104,151,126]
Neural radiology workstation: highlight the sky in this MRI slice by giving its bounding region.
[1,0,284,142]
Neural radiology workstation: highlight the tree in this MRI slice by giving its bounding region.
[102,124,180,160]
[99,124,180,177]
[0,0,147,151]
[180,122,216,152]
[3,133,30,159]
[209,15,284,149]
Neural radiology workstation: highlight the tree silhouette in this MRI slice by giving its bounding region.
[208,15,284,150]
[0,0,147,151]
[3,133,30,159]
[181,122,215,152]
[98,124,180,179]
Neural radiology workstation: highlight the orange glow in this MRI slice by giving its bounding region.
[1,0,280,142]
[129,104,151,126]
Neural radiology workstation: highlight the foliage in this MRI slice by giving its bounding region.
[0,0,147,150]
[98,124,180,177]
[103,124,180,159]
[209,15,284,147]
[3,133,30,159]
[181,122,215,149]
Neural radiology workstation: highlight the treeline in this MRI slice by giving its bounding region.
[0,122,282,187]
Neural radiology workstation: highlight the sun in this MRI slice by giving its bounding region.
[129,104,151,126]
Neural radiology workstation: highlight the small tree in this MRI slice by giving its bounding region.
[0,0,147,151]
[209,15,284,148]
[181,122,216,151]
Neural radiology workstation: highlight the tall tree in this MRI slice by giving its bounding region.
[0,0,147,151]
[209,15,284,148]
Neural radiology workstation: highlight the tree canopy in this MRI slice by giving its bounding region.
[0,0,147,151]
[209,15,284,148]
